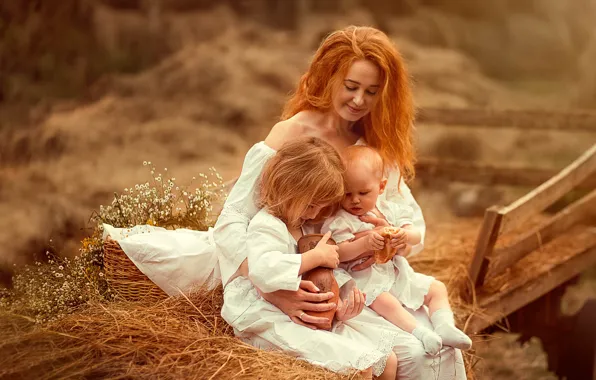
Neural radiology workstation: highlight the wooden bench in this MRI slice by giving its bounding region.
[462,143,596,379]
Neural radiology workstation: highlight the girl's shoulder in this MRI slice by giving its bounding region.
[251,209,287,230]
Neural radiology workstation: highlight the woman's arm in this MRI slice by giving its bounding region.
[382,172,426,256]
[215,121,305,286]
[213,142,276,286]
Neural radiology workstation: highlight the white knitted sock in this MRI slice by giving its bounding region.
[431,308,472,350]
[412,326,443,355]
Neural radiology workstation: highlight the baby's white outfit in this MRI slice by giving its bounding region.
[322,198,434,310]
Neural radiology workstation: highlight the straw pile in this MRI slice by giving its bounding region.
[0,285,349,380]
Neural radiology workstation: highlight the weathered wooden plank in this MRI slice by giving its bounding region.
[415,158,596,189]
[418,107,596,132]
[489,188,596,278]
[466,243,596,334]
[468,207,503,290]
[499,144,596,234]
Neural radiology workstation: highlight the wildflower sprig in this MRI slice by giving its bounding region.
[0,232,109,324]
[95,162,225,231]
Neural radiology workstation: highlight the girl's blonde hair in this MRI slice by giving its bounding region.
[258,137,345,228]
[281,25,415,182]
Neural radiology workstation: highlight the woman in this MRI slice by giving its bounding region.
[214,26,466,380]
[106,25,466,380]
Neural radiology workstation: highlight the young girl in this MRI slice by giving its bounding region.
[221,137,400,379]
[322,145,472,355]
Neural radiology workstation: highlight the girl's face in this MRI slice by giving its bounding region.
[300,204,327,223]
[332,59,381,122]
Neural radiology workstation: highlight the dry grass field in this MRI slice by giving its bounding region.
[1,2,595,379]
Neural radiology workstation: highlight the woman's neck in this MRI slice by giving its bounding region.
[319,110,357,135]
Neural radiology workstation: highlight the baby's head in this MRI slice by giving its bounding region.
[258,137,345,228]
[341,145,387,216]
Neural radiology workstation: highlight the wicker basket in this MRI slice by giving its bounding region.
[103,237,168,302]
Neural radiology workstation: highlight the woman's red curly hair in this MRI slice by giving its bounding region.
[281,25,416,182]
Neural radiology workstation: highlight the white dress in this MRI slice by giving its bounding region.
[322,199,434,310]
[103,141,467,380]
[222,209,405,375]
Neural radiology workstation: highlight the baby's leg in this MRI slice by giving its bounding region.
[423,280,451,315]
[377,352,398,380]
[371,292,441,355]
[361,367,373,380]
[425,280,472,350]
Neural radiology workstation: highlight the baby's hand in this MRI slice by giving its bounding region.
[314,232,340,269]
[359,214,390,227]
[366,231,385,251]
[390,228,408,249]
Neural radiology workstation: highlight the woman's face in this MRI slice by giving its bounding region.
[332,59,381,122]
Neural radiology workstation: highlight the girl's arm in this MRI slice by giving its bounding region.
[247,215,304,294]
[247,213,341,293]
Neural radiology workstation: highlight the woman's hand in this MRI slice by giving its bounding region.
[336,286,366,322]
[258,280,337,329]
[313,231,340,269]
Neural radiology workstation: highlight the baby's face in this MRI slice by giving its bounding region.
[341,167,384,216]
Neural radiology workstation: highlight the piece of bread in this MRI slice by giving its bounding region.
[374,226,400,264]
[297,234,339,331]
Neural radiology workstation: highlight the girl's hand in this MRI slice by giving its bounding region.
[390,228,408,249]
[366,231,385,251]
[335,286,366,322]
[314,231,340,269]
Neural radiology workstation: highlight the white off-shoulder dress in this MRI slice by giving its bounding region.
[322,199,434,310]
[103,141,466,380]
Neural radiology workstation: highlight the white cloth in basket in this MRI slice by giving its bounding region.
[102,224,220,296]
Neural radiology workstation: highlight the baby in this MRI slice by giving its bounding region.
[322,145,472,354]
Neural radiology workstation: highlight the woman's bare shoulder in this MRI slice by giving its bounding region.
[264,118,309,150]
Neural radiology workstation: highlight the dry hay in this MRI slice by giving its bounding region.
[0,285,350,380]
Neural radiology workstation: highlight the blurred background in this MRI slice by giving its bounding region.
[1,1,596,378]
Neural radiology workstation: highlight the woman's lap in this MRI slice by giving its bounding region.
[222,277,396,375]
